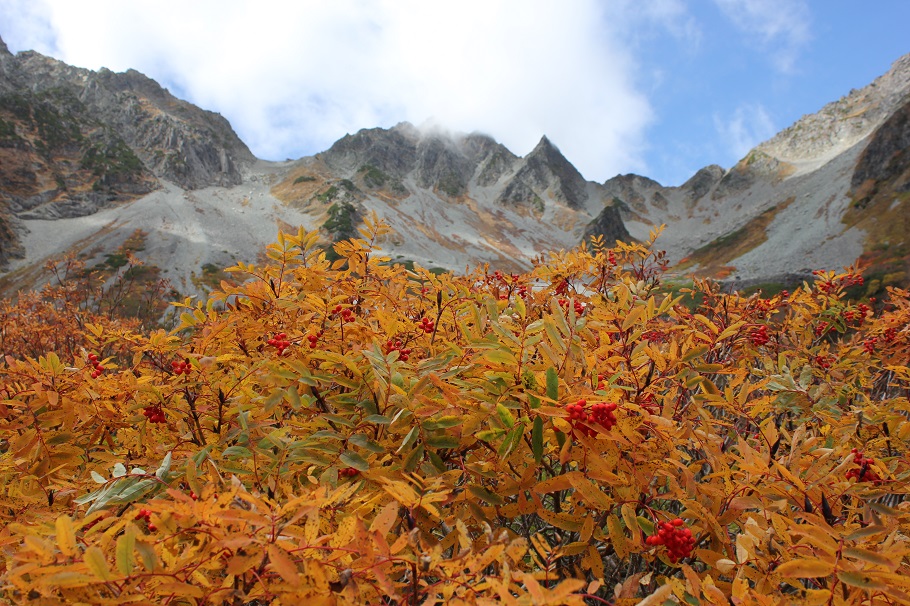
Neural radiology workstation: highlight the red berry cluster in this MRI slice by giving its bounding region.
[384,339,412,361]
[134,508,156,531]
[566,399,617,437]
[749,325,770,346]
[558,298,586,316]
[417,316,435,334]
[88,353,104,379]
[815,321,830,337]
[143,405,165,424]
[267,332,291,356]
[332,305,355,323]
[884,327,898,343]
[646,518,694,563]
[863,337,877,354]
[608,250,617,265]
[641,330,667,343]
[813,271,864,294]
[746,298,776,318]
[339,467,359,478]
[306,330,324,348]
[171,358,192,375]
[846,448,882,484]
[814,355,834,369]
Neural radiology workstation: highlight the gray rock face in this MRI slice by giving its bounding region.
[680,165,724,201]
[497,136,588,209]
[0,37,256,265]
[852,99,910,193]
[322,123,420,177]
[0,45,253,190]
[414,135,475,196]
[320,124,602,213]
[597,55,910,285]
[583,202,631,245]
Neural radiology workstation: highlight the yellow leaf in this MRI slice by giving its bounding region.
[608,514,629,560]
[369,501,399,536]
[115,525,136,576]
[84,545,113,581]
[634,583,673,606]
[622,305,646,333]
[55,515,77,557]
[843,546,898,570]
[775,557,835,578]
[154,582,204,598]
[267,543,301,584]
[567,472,613,510]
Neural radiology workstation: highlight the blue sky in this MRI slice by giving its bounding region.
[0,0,907,186]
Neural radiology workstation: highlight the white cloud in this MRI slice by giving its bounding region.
[714,103,776,160]
[713,0,811,72]
[0,0,707,182]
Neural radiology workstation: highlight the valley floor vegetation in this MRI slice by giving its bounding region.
[1,215,910,605]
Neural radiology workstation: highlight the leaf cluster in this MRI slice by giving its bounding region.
[2,219,910,605]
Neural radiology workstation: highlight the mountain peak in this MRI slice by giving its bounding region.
[0,36,9,55]
[532,134,556,152]
[756,51,910,175]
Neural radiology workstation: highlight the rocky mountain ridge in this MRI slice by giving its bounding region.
[607,52,910,292]
[1,33,908,303]
[0,37,253,265]
[269,122,629,271]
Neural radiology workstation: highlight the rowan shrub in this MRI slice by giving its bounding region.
[1,216,910,604]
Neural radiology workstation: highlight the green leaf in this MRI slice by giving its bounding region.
[476,428,506,442]
[365,414,391,424]
[155,451,172,480]
[467,484,504,505]
[105,479,158,508]
[339,451,369,471]
[397,426,419,453]
[637,516,655,535]
[404,444,424,472]
[223,446,253,459]
[496,403,516,428]
[546,367,559,401]
[425,435,460,449]
[532,417,544,464]
[348,434,385,453]
[498,425,524,459]
[680,345,709,364]
[425,415,463,429]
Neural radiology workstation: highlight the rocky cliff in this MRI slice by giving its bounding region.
[273,122,629,272]
[0,35,254,265]
[602,52,910,292]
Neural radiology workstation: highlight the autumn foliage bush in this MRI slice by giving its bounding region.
[2,216,910,605]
